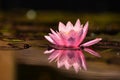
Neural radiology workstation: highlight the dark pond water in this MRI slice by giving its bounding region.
[0,12,120,80]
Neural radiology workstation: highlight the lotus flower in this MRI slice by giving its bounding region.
[44,19,102,48]
[44,48,100,73]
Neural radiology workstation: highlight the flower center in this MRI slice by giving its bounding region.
[68,37,75,43]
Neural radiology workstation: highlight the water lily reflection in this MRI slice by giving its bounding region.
[44,47,100,73]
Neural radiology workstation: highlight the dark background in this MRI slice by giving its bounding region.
[0,0,120,12]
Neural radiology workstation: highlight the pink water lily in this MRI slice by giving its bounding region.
[44,19,102,48]
[44,19,102,72]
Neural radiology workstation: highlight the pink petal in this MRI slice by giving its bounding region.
[66,50,75,64]
[66,21,73,27]
[49,33,58,44]
[58,22,65,32]
[57,32,66,44]
[81,38,102,47]
[64,61,71,70]
[57,60,64,68]
[79,51,87,70]
[75,51,82,66]
[74,19,82,32]
[44,49,55,54]
[49,33,64,45]
[57,51,67,68]
[49,29,65,46]
[44,35,55,44]
[74,28,83,46]
[50,28,60,39]
[59,33,68,46]
[75,19,81,27]
[58,50,67,62]
[78,21,89,44]
[84,48,101,57]
[58,51,71,69]
[66,21,73,32]
[48,50,62,62]
[73,62,81,73]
